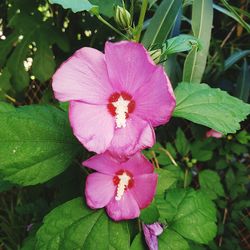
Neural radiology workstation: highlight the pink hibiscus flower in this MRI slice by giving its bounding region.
[206,129,223,139]
[52,41,176,158]
[82,152,158,221]
[143,222,163,250]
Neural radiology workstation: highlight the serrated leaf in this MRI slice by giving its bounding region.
[159,229,190,250]
[175,128,190,156]
[173,82,250,134]
[0,101,15,112]
[0,105,81,186]
[49,0,98,14]
[36,197,130,250]
[140,201,160,224]
[183,0,213,83]
[158,188,217,244]
[163,34,201,56]
[199,170,225,200]
[142,0,181,49]
[155,168,179,195]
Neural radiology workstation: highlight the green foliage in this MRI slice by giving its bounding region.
[49,0,97,14]
[175,128,190,156]
[0,105,81,186]
[199,170,225,200]
[142,0,181,48]
[36,197,130,250]
[174,82,250,134]
[140,201,160,224]
[163,34,201,56]
[157,188,217,244]
[183,0,213,83]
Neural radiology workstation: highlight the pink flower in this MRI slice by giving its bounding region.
[52,41,176,159]
[143,223,163,250]
[206,129,223,138]
[82,152,158,221]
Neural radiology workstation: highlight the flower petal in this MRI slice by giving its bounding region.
[82,152,120,175]
[106,191,140,221]
[143,224,160,250]
[133,66,176,127]
[105,41,156,93]
[52,47,113,104]
[69,101,115,154]
[108,115,155,160]
[131,174,158,209]
[121,152,154,176]
[85,173,115,209]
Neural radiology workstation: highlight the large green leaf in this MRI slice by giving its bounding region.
[36,197,130,250]
[173,82,250,134]
[0,105,81,186]
[142,0,181,49]
[49,0,97,13]
[183,0,213,83]
[159,229,190,250]
[157,188,217,244]
[199,170,225,200]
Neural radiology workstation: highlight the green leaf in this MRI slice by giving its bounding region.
[163,35,201,56]
[175,128,190,156]
[36,197,130,250]
[236,60,250,102]
[224,50,250,71]
[173,82,250,134]
[0,101,15,112]
[199,170,225,200]
[183,0,213,83]
[157,188,217,244]
[190,140,213,162]
[236,130,250,144]
[142,0,181,49]
[49,0,98,14]
[140,201,160,224]
[32,34,56,82]
[89,0,117,17]
[155,168,180,195]
[159,229,190,250]
[0,105,81,186]
[220,0,250,33]
[130,233,146,250]
[0,68,12,96]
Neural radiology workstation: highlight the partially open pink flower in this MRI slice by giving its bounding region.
[52,41,175,159]
[143,223,163,250]
[83,152,158,221]
[206,129,223,139]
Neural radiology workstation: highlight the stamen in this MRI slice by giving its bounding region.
[107,92,136,129]
[113,171,134,201]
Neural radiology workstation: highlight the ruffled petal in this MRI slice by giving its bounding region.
[121,152,154,176]
[69,101,115,154]
[131,174,158,209]
[106,191,140,221]
[82,152,120,175]
[85,173,115,209]
[133,67,176,127]
[52,47,113,104]
[105,41,156,93]
[108,115,155,160]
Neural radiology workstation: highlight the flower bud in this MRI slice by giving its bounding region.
[149,49,162,64]
[114,5,132,29]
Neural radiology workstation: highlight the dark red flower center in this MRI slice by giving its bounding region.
[113,170,134,200]
[107,91,135,118]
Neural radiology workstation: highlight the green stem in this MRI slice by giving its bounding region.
[135,0,148,42]
[184,168,189,188]
[96,15,129,40]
